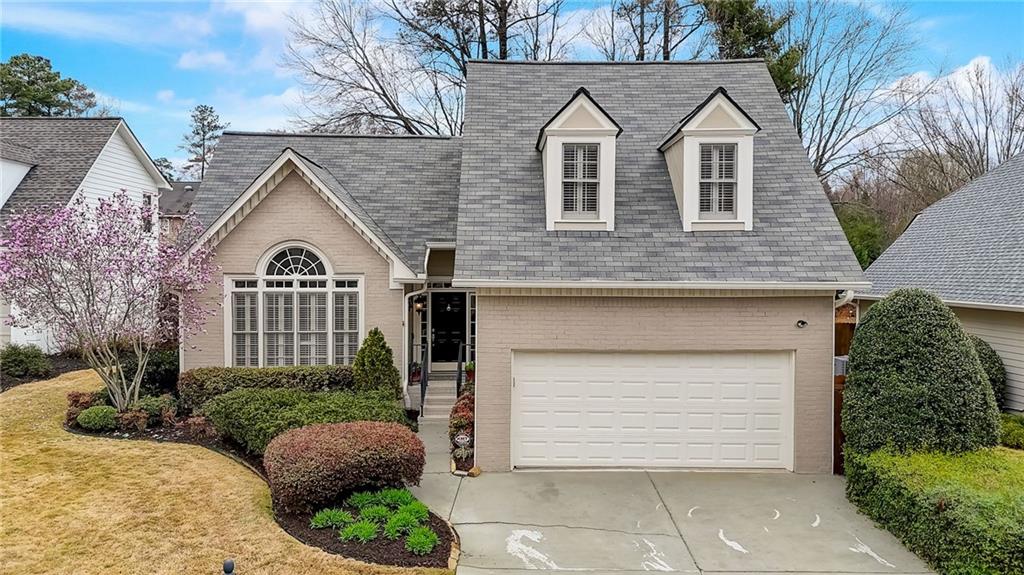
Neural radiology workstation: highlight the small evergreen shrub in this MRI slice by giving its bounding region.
[970,334,1008,410]
[346,491,380,509]
[264,421,425,512]
[384,511,420,540]
[1,344,52,379]
[359,505,393,524]
[1002,414,1024,450]
[843,289,999,453]
[116,409,149,432]
[352,327,401,399]
[135,394,177,426]
[309,508,353,529]
[339,520,378,543]
[202,388,410,454]
[121,348,180,397]
[405,526,439,556]
[77,405,118,431]
[377,488,415,509]
[177,364,355,411]
[397,501,429,523]
[66,390,108,426]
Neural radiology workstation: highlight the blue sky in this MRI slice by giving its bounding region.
[2,1,1022,164]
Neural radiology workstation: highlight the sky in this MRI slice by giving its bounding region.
[1,0,1023,165]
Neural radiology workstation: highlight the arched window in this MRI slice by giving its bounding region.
[228,244,362,368]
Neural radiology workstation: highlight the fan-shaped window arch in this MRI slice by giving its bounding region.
[265,247,327,276]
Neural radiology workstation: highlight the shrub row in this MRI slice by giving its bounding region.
[178,365,355,411]
[846,448,1024,575]
[1,344,52,379]
[264,422,425,512]
[201,388,411,454]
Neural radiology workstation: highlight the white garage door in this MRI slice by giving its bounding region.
[512,351,794,469]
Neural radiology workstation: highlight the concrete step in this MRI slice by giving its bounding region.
[420,404,454,418]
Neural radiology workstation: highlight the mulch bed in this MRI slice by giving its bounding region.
[65,423,455,568]
[1,353,89,392]
[276,505,453,568]
[453,456,474,472]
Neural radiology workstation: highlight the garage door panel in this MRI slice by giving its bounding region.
[513,351,793,469]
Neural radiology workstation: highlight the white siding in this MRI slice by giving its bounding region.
[76,128,160,209]
[1,159,32,209]
[954,307,1024,412]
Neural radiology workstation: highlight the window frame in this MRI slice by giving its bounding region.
[560,142,601,220]
[222,246,365,368]
[697,142,738,220]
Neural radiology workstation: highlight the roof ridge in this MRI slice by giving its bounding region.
[222,130,458,140]
[0,116,123,121]
[467,58,764,66]
[923,152,1024,215]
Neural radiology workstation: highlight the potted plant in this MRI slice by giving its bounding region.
[410,362,421,384]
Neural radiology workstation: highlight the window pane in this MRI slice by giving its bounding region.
[266,247,325,276]
[700,145,713,179]
[699,182,714,213]
[580,182,598,213]
[264,292,294,366]
[718,182,736,213]
[298,293,328,365]
[333,291,360,365]
[232,292,258,367]
[562,181,578,212]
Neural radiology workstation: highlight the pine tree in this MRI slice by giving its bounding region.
[352,327,402,399]
[179,105,228,180]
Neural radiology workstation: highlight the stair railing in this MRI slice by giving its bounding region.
[455,341,466,397]
[419,344,429,414]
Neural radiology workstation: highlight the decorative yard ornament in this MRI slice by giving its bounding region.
[454,432,472,448]
[0,192,218,411]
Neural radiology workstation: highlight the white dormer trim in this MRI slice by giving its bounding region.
[660,88,760,232]
[537,88,621,232]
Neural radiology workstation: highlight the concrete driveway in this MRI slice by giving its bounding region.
[412,421,933,575]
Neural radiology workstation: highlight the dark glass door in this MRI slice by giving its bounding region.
[431,292,466,363]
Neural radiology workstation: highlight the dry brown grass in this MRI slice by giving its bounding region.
[0,371,451,575]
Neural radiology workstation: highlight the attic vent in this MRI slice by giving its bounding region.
[184,185,194,192]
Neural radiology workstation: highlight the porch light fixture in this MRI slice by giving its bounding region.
[413,295,426,312]
[795,320,808,328]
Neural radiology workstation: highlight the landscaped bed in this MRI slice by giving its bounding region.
[0,370,450,574]
[0,344,88,391]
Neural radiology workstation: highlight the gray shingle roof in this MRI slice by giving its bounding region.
[864,153,1024,307]
[192,133,463,273]
[0,117,121,222]
[453,60,865,284]
[160,181,200,216]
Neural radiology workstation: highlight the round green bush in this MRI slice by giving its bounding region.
[76,405,118,431]
[970,334,1007,410]
[843,289,999,454]
[1,343,52,379]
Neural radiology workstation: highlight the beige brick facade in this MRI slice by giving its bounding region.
[475,294,835,473]
[182,172,404,370]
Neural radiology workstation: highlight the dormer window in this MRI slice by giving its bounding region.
[562,143,600,219]
[659,87,760,232]
[537,87,621,231]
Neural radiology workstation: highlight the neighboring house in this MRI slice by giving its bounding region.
[860,154,1024,412]
[0,117,171,352]
[159,180,200,240]
[183,59,866,473]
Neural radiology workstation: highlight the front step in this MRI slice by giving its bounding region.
[417,371,465,420]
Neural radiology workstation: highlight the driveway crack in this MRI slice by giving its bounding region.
[647,470,703,574]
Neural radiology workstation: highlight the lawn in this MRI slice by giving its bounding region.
[0,370,450,575]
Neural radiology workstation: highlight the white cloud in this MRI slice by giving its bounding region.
[93,91,153,115]
[2,4,212,47]
[211,86,304,132]
[177,50,232,70]
[156,90,176,103]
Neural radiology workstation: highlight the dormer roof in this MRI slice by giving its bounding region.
[658,87,761,151]
[535,87,623,151]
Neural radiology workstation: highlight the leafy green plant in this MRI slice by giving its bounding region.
[202,388,411,454]
[377,488,415,509]
[76,405,118,431]
[339,519,378,543]
[121,348,179,397]
[359,504,392,524]
[1,343,52,379]
[135,394,177,426]
[383,511,420,540]
[309,508,353,529]
[398,501,429,523]
[843,289,999,453]
[970,334,1008,409]
[405,526,439,556]
[65,390,108,426]
[352,327,401,399]
[1002,413,1024,450]
[346,491,380,509]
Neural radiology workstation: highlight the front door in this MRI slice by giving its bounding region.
[430,292,466,366]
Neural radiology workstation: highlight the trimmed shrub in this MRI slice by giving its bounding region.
[843,289,999,454]
[405,526,439,556]
[177,364,355,411]
[340,520,378,543]
[135,394,177,426]
[352,327,401,399]
[77,405,118,431]
[264,421,425,512]
[846,448,1024,574]
[117,409,149,432]
[202,388,410,454]
[449,392,474,444]
[66,390,108,426]
[310,508,353,529]
[970,334,1008,410]
[1002,414,1024,450]
[1,344,52,379]
[121,348,180,397]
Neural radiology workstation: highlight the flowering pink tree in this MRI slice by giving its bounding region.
[0,192,217,410]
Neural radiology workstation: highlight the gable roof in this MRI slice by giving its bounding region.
[191,132,463,274]
[535,86,623,150]
[160,181,200,216]
[658,86,761,151]
[0,117,121,219]
[454,60,866,287]
[863,153,1024,309]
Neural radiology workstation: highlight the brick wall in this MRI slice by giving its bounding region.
[475,294,834,473]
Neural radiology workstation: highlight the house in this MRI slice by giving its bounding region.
[159,180,200,240]
[860,153,1024,412]
[183,59,867,473]
[0,117,171,352]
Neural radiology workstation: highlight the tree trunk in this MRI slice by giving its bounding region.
[662,0,671,60]
[478,0,488,59]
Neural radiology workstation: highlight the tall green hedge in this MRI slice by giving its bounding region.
[352,327,401,399]
[843,289,999,454]
[969,334,1007,410]
[177,365,355,411]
